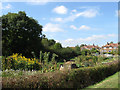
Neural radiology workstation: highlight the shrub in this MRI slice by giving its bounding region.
[2,53,41,71]
[2,59,120,89]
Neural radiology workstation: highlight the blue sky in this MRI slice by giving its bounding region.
[1,2,118,47]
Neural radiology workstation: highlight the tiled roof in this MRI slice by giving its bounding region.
[69,47,75,49]
[81,45,100,49]
[102,43,118,48]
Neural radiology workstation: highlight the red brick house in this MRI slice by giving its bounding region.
[80,44,100,51]
[100,43,118,53]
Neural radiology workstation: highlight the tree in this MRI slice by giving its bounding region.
[91,48,99,53]
[39,51,43,63]
[80,44,85,47]
[74,45,81,55]
[81,49,89,56]
[48,39,56,46]
[118,42,120,44]
[53,43,62,50]
[0,17,1,56]
[118,46,120,55]
[2,11,43,57]
[110,41,113,44]
[41,38,49,48]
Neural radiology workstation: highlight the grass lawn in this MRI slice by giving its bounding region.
[85,72,120,89]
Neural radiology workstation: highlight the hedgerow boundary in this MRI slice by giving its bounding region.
[2,59,120,89]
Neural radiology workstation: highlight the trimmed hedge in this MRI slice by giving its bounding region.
[2,60,120,89]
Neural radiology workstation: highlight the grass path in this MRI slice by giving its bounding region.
[85,72,119,89]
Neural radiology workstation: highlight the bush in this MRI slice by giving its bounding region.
[2,53,41,71]
[2,59,120,89]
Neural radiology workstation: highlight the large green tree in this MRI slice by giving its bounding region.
[2,11,43,57]
[0,17,1,56]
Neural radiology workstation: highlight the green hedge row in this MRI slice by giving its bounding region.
[2,60,120,89]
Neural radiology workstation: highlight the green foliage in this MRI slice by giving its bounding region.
[90,48,99,53]
[2,59,120,88]
[73,55,113,67]
[2,52,61,73]
[41,38,49,48]
[31,51,36,58]
[80,44,85,48]
[2,11,83,61]
[2,54,42,71]
[48,39,56,46]
[118,46,120,55]
[2,11,43,57]
[110,41,113,44]
[53,43,62,50]
[81,49,91,56]
[51,53,57,64]
[74,45,81,55]
[39,51,43,63]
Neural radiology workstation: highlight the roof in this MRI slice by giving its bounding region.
[81,45,100,49]
[69,47,75,49]
[102,43,118,48]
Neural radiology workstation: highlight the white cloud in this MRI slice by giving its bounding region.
[0,4,12,10]
[72,9,77,12]
[51,8,99,23]
[79,25,91,30]
[51,17,63,22]
[57,34,117,47]
[43,23,64,32]
[5,4,12,9]
[76,9,98,18]
[53,6,68,14]
[67,9,97,22]
[26,0,49,5]
[62,9,99,23]
[70,25,77,30]
[0,3,2,10]
[70,25,91,30]
[71,9,77,14]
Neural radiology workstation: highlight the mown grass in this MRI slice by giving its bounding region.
[85,72,119,89]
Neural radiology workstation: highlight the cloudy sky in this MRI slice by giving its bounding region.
[1,2,118,47]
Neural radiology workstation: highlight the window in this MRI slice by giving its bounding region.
[114,47,117,49]
[109,47,112,49]
[103,50,107,52]
[109,50,111,52]
[104,47,106,49]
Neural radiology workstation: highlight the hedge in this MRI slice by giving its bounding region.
[2,59,120,89]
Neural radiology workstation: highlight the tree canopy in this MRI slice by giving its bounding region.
[2,11,92,61]
[2,11,43,57]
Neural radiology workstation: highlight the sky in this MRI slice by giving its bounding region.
[1,2,119,47]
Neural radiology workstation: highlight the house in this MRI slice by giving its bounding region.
[100,42,118,53]
[80,44,100,51]
[69,47,75,49]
